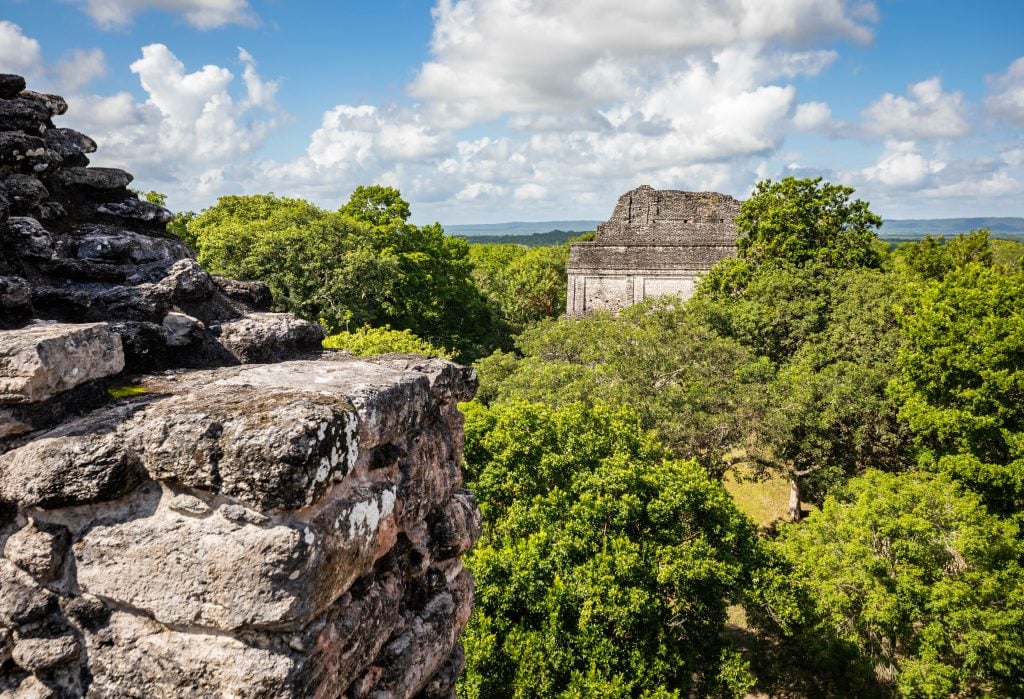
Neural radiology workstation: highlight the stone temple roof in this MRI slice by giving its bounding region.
[593,185,741,246]
[568,185,741,273]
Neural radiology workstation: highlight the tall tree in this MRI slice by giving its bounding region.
[694,178,897,517]
[733,176,883,270]
[339,184,412,227]
[773,470,1024,697]
[460,400,761,699]
[474,297,772,479]
[890,262,1024,514]
[468,242,568,334]
[183,190,499,361]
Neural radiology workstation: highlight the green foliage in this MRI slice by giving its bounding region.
[182,191,498,362]
[339,184,411,227]
[989,238,1024,270]
[890,262,1024,514]
[773,470,1024,696]
[892,230,994,281]
[468,243,568,334]
[167,209,198,249]
[697,177,887,367]
[695,261,835,365]
[475,298,772,478]
[692,179,906,515]
[733,176,883,270]
[322,325,453,359]
[460,400,762,698]
[759,269,914,504]
[138,190,166,207]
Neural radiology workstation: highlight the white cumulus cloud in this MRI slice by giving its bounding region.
[61,44,280,205]
[986,56,1024,127]
[411,0,873,126]
[793,101,833,133]
[861,77,970,140]
[309,105,450,170]
[861,140,945,188]
[0,21,44,78]
[0,22,108,95]
[53,49,109,92]
[72,0,256,29]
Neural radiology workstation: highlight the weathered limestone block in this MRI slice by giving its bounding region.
[19,91,68,118]
[213,275,273,310]
[0,131,62,175]
[215,312,326,363]
[3,519,69,580]
[53,167,132,191]
[0,559,57,626]
[353,565,474,698]
[6,217,53,259]
[5,675,57,699]
[83,611,297,698]
[95,198,173,224]
[42,129,95,167]
[429,489,482,560]
[0,413,145,507]
[0,378,353,511]
[0,132,46,167]
[73,481,403,632]
[0,74,26,100]
[1,177,48,217]
[72,225,191,265]
[11,632,80,673]
[0,276,32,327]
[75,483,316,630]
[160,311,201,346]
[0,98,51,135]
[0,322,123,405]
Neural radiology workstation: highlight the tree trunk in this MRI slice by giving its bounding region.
[788,478,802,522]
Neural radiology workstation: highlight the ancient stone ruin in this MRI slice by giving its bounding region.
[0,74,480,697]
[566,185,741,315]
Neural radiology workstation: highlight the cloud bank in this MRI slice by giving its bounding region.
[2,1,1022,221]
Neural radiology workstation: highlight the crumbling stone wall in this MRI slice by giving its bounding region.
[566,185,740,315]
[0,74,480,698]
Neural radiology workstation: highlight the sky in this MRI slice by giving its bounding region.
[1,0,1022,225]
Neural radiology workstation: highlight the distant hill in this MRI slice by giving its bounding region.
[448,217,1024,246]
[880,218,1024,239]
[460,229,593,247]
[447,220,601,236]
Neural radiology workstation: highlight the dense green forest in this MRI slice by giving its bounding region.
[169,178,1024,698]
[458,229,593,246]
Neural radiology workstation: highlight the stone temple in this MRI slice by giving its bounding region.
[566,185,741,315]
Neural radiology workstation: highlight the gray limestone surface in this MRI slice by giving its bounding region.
[0,323,123,406]
[0,73,480,699]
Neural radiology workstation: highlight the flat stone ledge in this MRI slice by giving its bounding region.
[0,322,124,405]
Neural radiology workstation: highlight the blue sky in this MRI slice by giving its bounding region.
[2,0,1022,224]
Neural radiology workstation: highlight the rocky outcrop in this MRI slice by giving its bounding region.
[0,75,480,698]
[0,76,323,370]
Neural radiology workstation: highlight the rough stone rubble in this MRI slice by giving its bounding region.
[0,73,481,698]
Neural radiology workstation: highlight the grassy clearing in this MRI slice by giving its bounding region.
[108,385,149,399]
[723,468,792,528]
